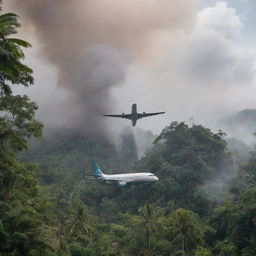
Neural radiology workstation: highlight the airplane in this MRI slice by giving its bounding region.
[103,103,165,126]
[90,161,159,186]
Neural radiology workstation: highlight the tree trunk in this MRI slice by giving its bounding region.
[148,230,151,250]
[182,234,185,256]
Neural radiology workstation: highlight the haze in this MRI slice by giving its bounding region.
[3,0,256,143]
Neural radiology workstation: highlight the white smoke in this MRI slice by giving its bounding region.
[112,1,256,139]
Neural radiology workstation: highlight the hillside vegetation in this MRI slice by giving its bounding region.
[1,7,256,256]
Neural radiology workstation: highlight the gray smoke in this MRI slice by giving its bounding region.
[134,128,156,159]
[7,0,131,137]
[6,0,256,154]
[6,0,199,138]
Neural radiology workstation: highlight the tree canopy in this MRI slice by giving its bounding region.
[2,4,256,256]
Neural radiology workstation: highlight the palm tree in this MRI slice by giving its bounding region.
[134,203,161,252]
[0,10,33,96]
[0,5,50,256]
[56,225,71,256]
[0,8,42,155]
[168,208,204,256]
[65,199,93,240]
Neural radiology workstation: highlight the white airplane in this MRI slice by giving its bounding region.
[90,161,159,186]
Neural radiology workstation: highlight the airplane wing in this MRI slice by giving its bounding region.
[103,114,132,120]
[137,112,165,119]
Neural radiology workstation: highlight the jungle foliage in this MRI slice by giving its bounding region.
[1,6,256,256]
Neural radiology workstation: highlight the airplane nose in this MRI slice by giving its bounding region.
[154,176,159,181]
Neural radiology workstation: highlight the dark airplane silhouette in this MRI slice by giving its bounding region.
[103,103,165,126]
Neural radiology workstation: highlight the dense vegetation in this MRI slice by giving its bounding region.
[1,6,256,256]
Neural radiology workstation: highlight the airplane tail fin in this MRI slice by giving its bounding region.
[92,161,104,178]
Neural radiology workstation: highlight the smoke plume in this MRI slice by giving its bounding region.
[7,0,199,137]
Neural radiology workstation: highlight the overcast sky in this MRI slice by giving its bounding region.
[3,0,256,139]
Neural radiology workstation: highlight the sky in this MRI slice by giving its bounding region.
[3,0,256,142]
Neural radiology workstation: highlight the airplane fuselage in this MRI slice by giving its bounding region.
[99,172,159,186]
[91,161,159,186]
[131,103,138,126]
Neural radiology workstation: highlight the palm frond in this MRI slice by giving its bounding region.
[0,13,20,26]
[6,38,32,48]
